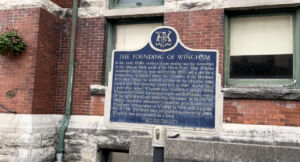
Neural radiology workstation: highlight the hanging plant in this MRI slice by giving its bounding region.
[0,28,27,57]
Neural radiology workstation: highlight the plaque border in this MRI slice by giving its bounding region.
[104,26,223,135]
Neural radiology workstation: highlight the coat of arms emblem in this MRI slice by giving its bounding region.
[155,31,172,48]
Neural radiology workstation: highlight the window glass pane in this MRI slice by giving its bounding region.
[116,23,162,50]
[230,54,293,79]
[230,15,293,56]
[115,0,161,5]
[229,14,294,79]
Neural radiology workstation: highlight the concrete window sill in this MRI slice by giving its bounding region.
[223,88,300,100]
[90,85,106,95]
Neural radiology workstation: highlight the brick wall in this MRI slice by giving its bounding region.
[0,8,61,114]
[0,8,40,114]
[32,8,62,114]
[224,99,300,126]
[1,7,299,127]
[54,17,106,115]
[164,9,224,78]
[51,0,80,8]
[165,9,300,127]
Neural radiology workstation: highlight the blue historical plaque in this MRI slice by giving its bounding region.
[110,26,218,128]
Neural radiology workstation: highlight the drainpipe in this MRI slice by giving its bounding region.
[56,0,79,161]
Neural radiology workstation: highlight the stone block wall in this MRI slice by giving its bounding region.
[0,114,60,162]
[60,116,300,162]
[130,136,300,162]
[51,0,81,8]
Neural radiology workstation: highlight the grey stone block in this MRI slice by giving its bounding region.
[272,146,300,162]
[130,155,152,162]
[165,139,214,161]
[41,139,55,147]
[129,137,153,155]
[90,85,105,95]
[30,147,56,162]
[213,143,273,162]
[0,155,15,162]
[129,137,300,162]
[0,148,16,156]
[129,137,153,162]
[41,132,56,140]
[64,153,82,162]
[223,88,300,100]
[65,144,82,154]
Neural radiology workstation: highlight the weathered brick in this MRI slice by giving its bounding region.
[0,8,61,114]
[54,17,107,115]
[1,7,300,127]
[33,8,62,114]
[164,9,224,83]
[224,99,300,126]
[0,8,40,114]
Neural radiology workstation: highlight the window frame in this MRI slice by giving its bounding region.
[109,0,164,9]
[105,17,164,85]
[224,8,300,88]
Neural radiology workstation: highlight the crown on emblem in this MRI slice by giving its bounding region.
[155,31,172,48]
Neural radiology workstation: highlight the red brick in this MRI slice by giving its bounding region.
[54,17,107,115]
[32,8,62,114]
[224,99,300,127]
[1,7,300,128]
[0,8,40,114]
[165,9,224,85]
[0,8,61,114]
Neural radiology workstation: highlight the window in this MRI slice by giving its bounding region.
[100,149,129,162]
[109,0,163,8]
[224,9,300,88]
[115,23,162,50]
[105,18,163,85]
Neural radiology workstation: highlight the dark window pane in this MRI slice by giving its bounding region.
[230,54,293,79]
[109,152,129,162]
[116,0,161,5]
